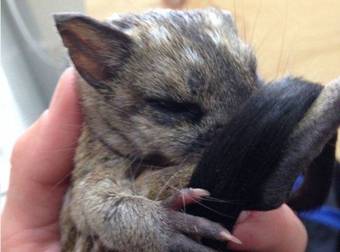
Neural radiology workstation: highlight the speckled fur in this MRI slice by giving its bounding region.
[56,8,260,252]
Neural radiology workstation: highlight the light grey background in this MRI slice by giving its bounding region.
[1,0,84,207]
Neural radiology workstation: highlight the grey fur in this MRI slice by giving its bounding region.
[56,8,259,252]
[54,8,339,252]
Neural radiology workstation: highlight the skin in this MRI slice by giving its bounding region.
[1,68,307,252]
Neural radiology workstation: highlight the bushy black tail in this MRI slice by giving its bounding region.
[186,77,335,251]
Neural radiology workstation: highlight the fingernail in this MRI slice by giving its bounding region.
[220,231,242,245]
[237,211,250,224]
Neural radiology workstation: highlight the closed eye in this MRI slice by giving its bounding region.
[145,98,204,124]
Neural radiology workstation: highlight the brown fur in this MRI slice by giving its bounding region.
[55,8,260,251]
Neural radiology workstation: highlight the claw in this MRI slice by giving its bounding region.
[163,188,210,210]
[169,210,241,244]
[220,231,242,244]
[162,188,242,250]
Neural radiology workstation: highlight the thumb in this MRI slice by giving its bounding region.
[3,68,81,233]
[228,204,307,252]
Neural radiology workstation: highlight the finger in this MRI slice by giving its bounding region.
[162,188,210,210]
[4,68,81,231]
[228,204,307,252]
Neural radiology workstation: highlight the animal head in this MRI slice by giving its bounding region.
[54,8,260,170]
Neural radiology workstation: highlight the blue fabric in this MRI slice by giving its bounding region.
[293,175,340,231]
[292,175,304,191]
[299,206,340,231]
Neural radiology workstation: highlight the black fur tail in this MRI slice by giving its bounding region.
[187,77,324,251]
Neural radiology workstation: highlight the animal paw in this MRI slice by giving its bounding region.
[161,188,241,252]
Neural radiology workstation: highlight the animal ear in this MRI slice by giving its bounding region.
[54,13,132,89]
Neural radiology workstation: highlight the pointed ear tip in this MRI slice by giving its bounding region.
[53,12,87,26]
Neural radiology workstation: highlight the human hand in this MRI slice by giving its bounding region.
[228,204,307,252]
[1,68,307,252]
[2,68,81,252]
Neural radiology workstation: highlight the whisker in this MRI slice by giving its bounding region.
[282,28,299,76]
[202,195,245,204]
[252,22,279,58]
[241,0,247,41]
[155,156,189,201]
[250,0,263,45]
[276,0,288,79]
[189,197,237,219]
[165,184,238,219]
[233,0,238,31]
